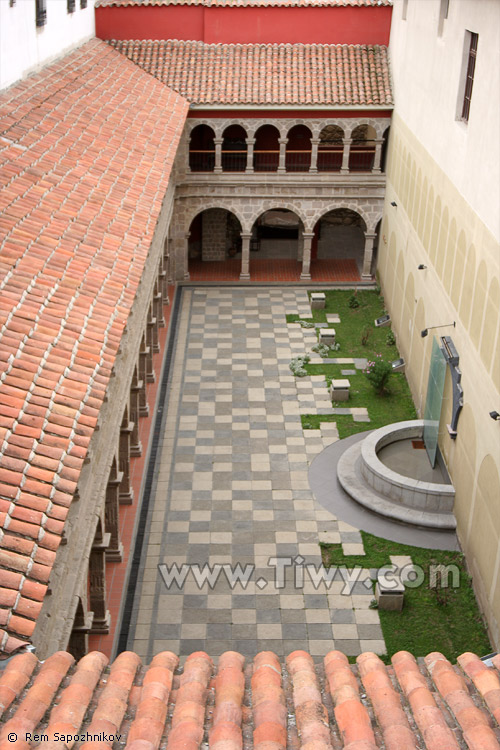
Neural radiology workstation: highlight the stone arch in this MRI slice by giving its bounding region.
[469,259,487,349]
[188,207,243,264]
[412,165,422,229]
[459,242,476,330]
[467,454,500,593]
[451,229,467,310]
[189,123,215,172]
[349,123,376,171]
[435,205,449,280]
[248,202,308,230]
[185,202,247,234]
[423,184,434,251]
[222,124,248,172]
[418,175,428,241]
[480,275,500,372]
[408,159,417,226]
[186,119,223,138]
[318,124,344,172]
[309,202,371,233]
[250,207,304,262]
[429,195,442,266]
[285,124,312,172]
[253,124,280,171]
[311,208,367,271]
[443,217,457,295]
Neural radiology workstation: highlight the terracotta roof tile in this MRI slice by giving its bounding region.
[109,39,393,107]
[97,0,391,6]
[0,40,189,651]
[0,650,498,748]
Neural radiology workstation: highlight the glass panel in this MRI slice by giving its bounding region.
[423,337,447,467]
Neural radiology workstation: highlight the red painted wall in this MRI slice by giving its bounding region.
[96,5,392,45]
[186,110,393,119]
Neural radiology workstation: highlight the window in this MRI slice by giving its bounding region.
[437,0,449,36]
[36,0,47,26]
[67,0,76,12]
[402,0,408,20]
[81,0,88,7]
[458,31,478,122]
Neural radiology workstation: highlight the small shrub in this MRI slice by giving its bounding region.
[363,355,392,395]
[289,354,310,377]
[348,294,360,309]
[361,326,371,346]
[386,330,396,347]
[312,343,331,358]
[298,320,315,329]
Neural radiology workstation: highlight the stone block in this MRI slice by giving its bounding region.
[310,292,326,309]
[375,580,404,611]
[330,378,350,402]
[319,328,336,346]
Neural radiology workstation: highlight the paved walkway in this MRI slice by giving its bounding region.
[127,288,384,660]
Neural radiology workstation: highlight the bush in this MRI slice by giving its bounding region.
[386,330,396,346]
[363,355,392,395]
[361,326,371,346]
[348,294,360,309]
[289,354,310,377]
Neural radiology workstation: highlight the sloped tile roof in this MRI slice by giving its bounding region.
[0,40,189,653]
[97,0,392,7]
[0,649,499,749]
[109,39,393,106]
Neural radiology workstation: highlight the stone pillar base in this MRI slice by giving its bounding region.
[106,542,124,563]
[90,611,111,634]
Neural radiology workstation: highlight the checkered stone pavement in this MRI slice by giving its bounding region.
[128,288,384,660]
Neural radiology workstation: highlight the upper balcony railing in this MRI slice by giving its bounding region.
[188,139,382,174]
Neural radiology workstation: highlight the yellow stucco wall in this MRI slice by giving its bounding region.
[379,112,500,648]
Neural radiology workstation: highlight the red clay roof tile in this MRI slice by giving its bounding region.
[0,40,188,650]
[0,650,498,749]
[109,39,393,107]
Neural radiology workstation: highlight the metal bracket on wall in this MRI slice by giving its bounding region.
[440,335,463,438]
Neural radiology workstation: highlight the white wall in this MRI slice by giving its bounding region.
[0,0,96,90]
[389,0,500,242]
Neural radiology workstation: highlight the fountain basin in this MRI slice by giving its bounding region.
[337,420,456,529]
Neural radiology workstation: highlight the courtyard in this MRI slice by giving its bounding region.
[124,287,384,659]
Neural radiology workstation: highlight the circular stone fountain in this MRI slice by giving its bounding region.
[337,420,456,529]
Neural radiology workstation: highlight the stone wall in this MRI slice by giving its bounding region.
[202,208,228,261]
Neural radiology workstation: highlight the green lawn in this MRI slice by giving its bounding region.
[321,532,492,662]
[288,289,417,438]
[292,290,492,660]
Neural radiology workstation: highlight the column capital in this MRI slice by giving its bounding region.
[364,232,377,241]
[302,232,315,240]
[213,137,224,145]
[240,232,253,240]
[245,137,256,145]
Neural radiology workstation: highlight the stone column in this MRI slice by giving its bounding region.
[214,138,223,174]
[154,279,165,328]
[89,528,111,634]
[184,233,190,281]
[362,232,377,279]
[341,138,352,174]
[372,139,384,174]
[105,457,124,562]
[138,336,149,417]
[239,233,251,281]
[300,232,315,281]
[68,599,93,660]
[119,408,134,505]
[145,314,155,383]
[278,138,288,174]
[245,138,255,173]
[309,138,320,173]
[130,367,142,457]
[147,302,159,355]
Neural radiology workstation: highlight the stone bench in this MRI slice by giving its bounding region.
[330,378,350,401]
[310,292,325,310]
[319,328,336,346]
